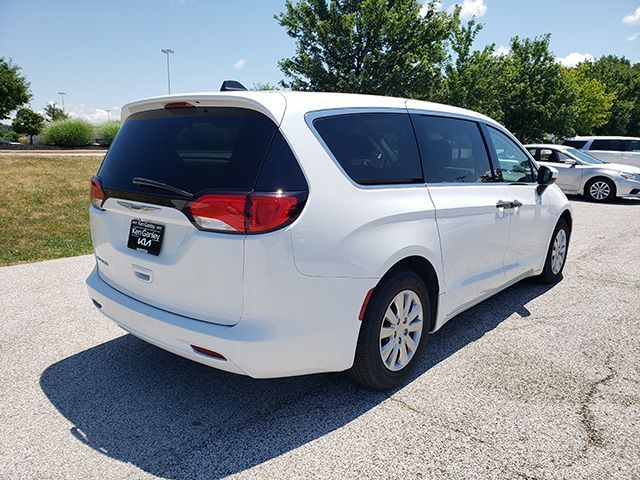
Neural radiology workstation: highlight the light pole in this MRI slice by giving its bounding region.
[58,92,67,110]
[160,48,174,94]
[106,109,111,121]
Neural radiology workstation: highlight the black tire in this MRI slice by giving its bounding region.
[537,218,570,284]
[349,270,430,390]
[584,177,616,202]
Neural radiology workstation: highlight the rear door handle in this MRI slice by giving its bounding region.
[496,200,512,209]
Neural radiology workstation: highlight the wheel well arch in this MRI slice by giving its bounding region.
[584,175,616,197]
[559,209,572,236]
[378,256,439,331]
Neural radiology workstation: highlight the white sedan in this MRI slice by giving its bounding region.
[526,144,640,202]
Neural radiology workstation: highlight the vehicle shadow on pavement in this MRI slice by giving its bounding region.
[40,278,558,479]
[566,194,640,206]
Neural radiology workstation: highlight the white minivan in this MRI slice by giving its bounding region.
[87,90,571,389]
[564,136,640,167]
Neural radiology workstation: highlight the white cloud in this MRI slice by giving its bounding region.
[419,1,442,16]
[622,6,640,25]
[233,59,247,70]
[627,32,639,42]
[494,45,509,57]
[66,104,121,124]
[458,0,487,21]
[556,52,594,67]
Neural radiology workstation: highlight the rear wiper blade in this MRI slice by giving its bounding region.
[132,177,194,198]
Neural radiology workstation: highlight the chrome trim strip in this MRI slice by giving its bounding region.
[117,200,162,212]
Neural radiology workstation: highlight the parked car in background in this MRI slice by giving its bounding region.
[87,89,572,390]
[563,136,640,167]
[526,144,640,202]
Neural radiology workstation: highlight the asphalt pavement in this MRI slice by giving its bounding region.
[1,198,639,479]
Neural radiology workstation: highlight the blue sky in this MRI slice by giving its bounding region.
[1,0,639,123]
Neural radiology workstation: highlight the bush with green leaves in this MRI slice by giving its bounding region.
[96,120,120,145]
[42,118,94,147]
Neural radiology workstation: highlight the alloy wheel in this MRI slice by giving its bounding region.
[589,181,610,201]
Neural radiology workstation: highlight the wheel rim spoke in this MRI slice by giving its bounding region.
[379,289,425,372]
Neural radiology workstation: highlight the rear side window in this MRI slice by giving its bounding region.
[627,140,640,152]
[590,139,625,151]
[563,140,588,148]
[413,115,493,183]
[313,113,423,185]
[99,107,278,195]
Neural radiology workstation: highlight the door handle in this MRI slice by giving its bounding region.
[496,200,512,209]
[511,200,523,208]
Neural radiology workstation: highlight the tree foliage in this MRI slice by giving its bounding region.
[276,0,456,97]
[275,2,632,140]
[44,103,69,122]
[580,56,640,136]
[0,58,32,120]
[11,108,44,144]
[441,19,505,120]
[561,64,615,136]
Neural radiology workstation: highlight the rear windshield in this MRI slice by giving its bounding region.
[99,107,278,195]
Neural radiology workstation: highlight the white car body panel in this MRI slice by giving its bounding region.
[86,91,572,378]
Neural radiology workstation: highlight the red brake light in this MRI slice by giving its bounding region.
[90,176,106,210]
[247,193,300,233]
[164,101,195,109]
[186,192,306,234]
[189,194,246,232]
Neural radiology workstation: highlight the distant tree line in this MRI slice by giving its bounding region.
[276,0,640,142]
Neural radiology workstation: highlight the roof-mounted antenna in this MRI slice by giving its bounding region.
[220,80,247,92]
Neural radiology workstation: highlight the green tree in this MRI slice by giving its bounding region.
[44,103,69,122]
[582,56,640,136]
[0,58,32,120]
[561,64,614,136]
[499,35,571,142]
[276,0,456,98]
[0,124,19,142]
[441,19,506,121]
[251,82,280,91]
[11,108,44,144]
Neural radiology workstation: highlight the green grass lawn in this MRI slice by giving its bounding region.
[0,155,103,266]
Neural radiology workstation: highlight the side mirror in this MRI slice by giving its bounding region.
[563,158,577,166]
[536,165,558,195]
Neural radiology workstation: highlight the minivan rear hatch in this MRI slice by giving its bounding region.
[91,104,288,326]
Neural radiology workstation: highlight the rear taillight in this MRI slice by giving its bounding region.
[189,194,246,232]
[90,176,106,210]
[187,192,307,234]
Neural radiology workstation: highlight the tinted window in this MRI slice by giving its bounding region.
[628,140,640,152]
[590,139,625,151]
[255,131,307,191]
[313,113,423,185]
[414,115,493,183]
[487,127,535,183]
[99,107,278,195]
[539,148,557,162]
[526,148,539,160]
[563,140,588,148]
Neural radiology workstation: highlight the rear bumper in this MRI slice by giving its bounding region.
[86,266,371,378]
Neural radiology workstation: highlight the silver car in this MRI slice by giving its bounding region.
[525,144,640,202]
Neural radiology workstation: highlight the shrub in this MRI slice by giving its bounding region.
[42,118,94,147]
[96,120,120,145]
